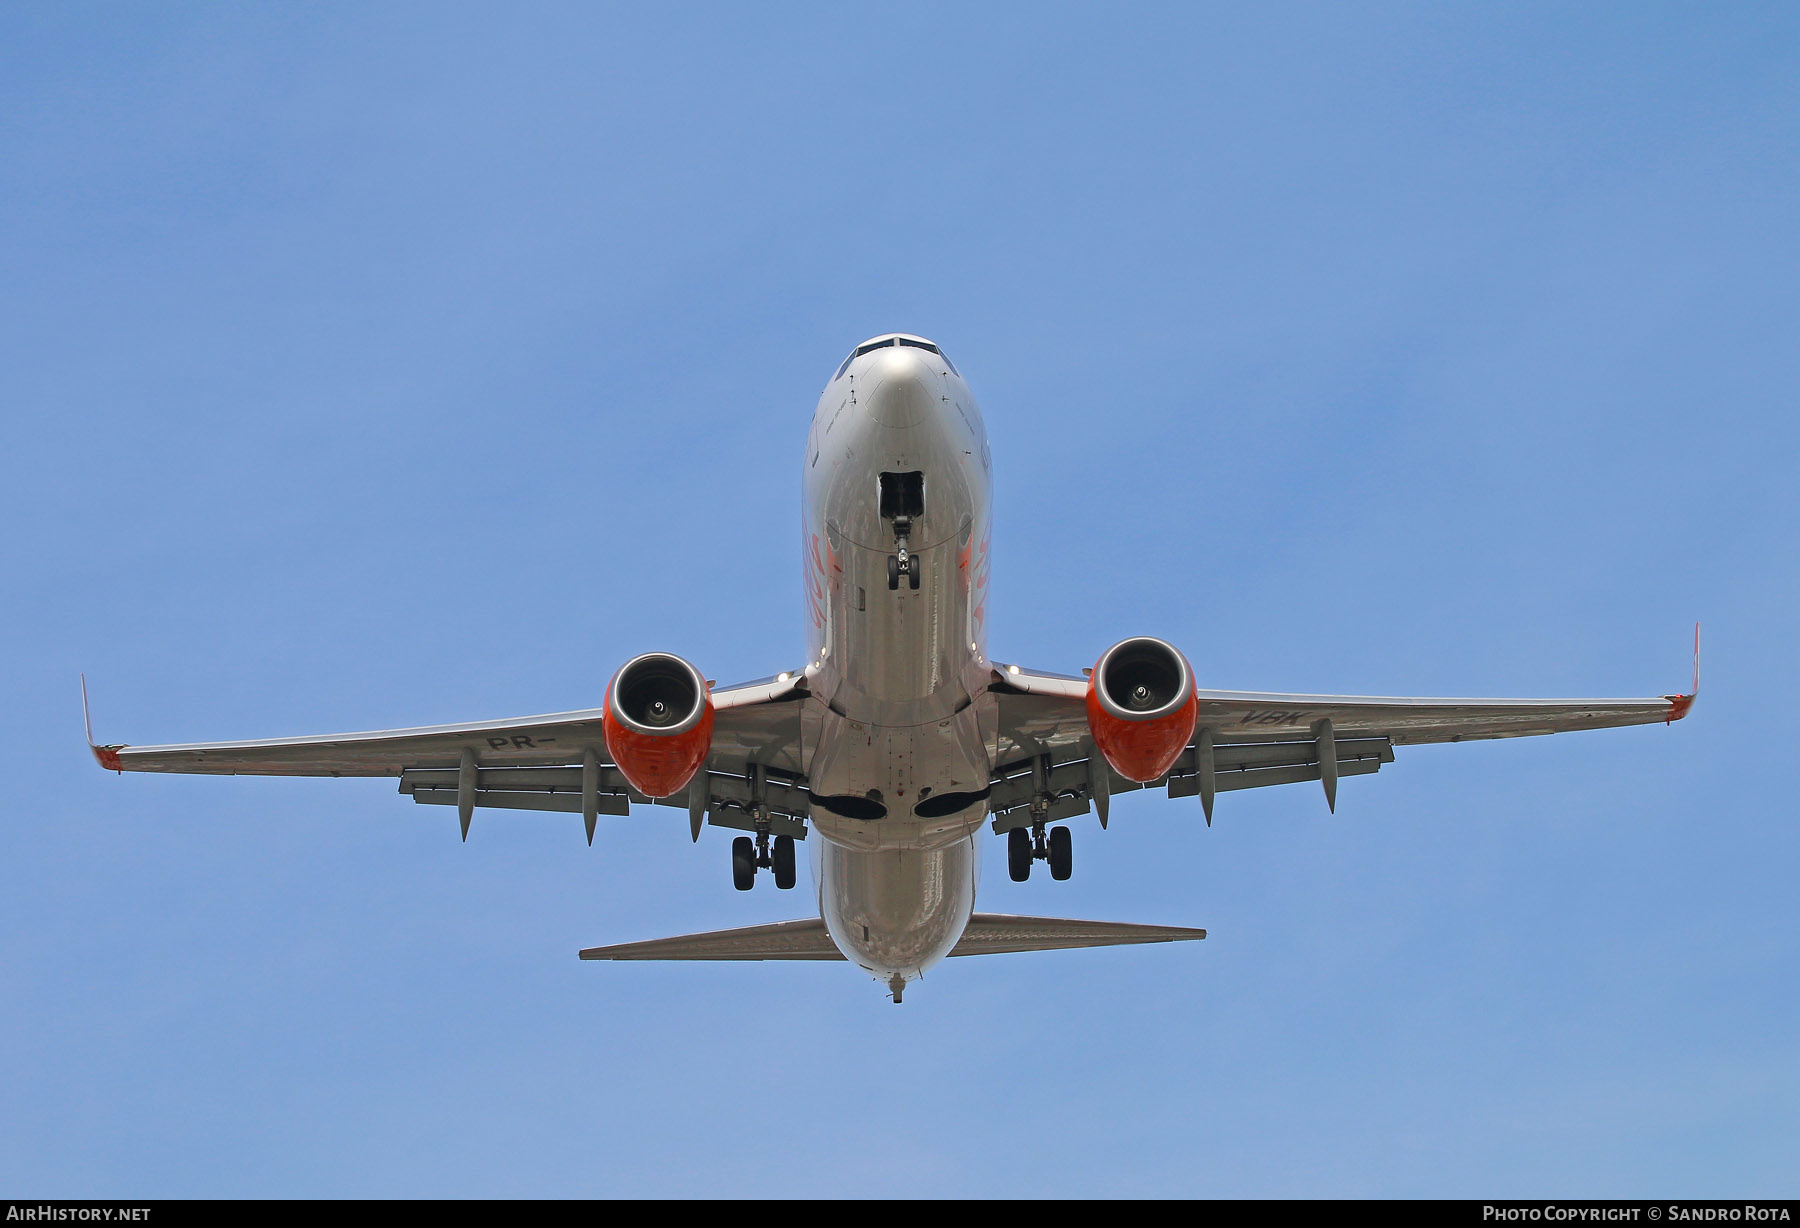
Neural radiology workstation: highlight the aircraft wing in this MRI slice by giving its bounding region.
[985,644,1696,828]
[83,673,810,842]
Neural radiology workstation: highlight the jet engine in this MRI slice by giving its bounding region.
[603,652,715,798]
[1086,636,1198,783]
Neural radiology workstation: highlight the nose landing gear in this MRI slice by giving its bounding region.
[886,519,922,591]
[879,471,926,591]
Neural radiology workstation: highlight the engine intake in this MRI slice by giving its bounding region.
[603,652,715,798]
[1087,636,1198,783]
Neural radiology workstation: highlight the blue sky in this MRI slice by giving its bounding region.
[2,3,1795,1197]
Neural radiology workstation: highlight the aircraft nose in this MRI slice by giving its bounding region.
[864,348,937,428]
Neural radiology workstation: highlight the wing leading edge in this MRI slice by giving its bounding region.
[84,673,807,776]
[82,673,812,843]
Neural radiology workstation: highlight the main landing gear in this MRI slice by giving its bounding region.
[732,832,796,891]
[1007,822,1072,882]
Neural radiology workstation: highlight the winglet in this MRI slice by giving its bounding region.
[81,674,125,772]
[1666,623,1699,724]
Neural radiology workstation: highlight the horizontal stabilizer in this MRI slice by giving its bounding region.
[580,918,842,961]
[952,913,1206,956]
[578,913,1205,962]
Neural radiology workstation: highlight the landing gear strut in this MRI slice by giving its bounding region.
[1006,822,1073,882]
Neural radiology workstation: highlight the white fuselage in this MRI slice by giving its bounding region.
[799,339,995,987]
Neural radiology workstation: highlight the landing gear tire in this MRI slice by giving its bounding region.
[772,834,797,890]
[1007,827,1032,882]
[732,836,756,891]
[908,561,921,590]
[887,555,900,591]
[1049,825,1073,881]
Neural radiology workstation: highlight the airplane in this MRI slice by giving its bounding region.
[85,332,1698,1003]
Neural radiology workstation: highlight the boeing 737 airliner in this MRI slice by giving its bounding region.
[86,334,1696,1001]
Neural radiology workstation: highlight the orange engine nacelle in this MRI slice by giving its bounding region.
[602,652,715,798]
[1086,636,1198,783]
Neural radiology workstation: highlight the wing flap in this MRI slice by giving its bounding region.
[990,737,1395,830]
[395,763,811,837]
[405,786,632,817]
[1167,752,1385,798]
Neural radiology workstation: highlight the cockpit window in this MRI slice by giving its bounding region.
[900,337,959,375]
[838,336,958,380]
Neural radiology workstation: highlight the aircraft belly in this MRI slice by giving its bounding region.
[829,538,971,728]
[804,696,992,846]
[817,835,980,978]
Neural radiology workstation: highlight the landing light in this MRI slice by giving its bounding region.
[778,672,790,683]
[1008,664,1020,675]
